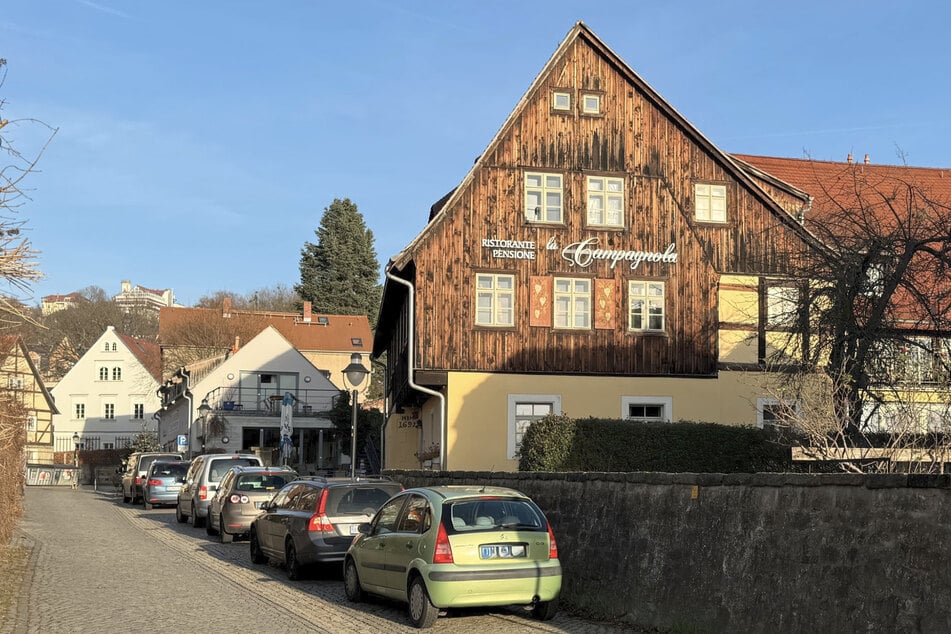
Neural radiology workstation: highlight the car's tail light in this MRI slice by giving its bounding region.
[135,476,142,485]
[147,479,162,486]
[229,494,250,504]
[199,485,208,501]
[433,522,453,564]
[547,524,558,560]
[308,489,334,534]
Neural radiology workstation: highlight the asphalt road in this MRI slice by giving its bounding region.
[4,487,640,633]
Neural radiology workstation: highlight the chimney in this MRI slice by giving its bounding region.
[864,154,870,165]
[847,153,853,164]
[222,297,232,318]
[303,301,312,323]
[232,336,240,353]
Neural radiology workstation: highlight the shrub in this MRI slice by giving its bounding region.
[519,415,791,473]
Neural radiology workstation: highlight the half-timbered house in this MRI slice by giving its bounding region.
[373,22,824,471]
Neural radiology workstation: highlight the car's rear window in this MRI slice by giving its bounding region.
[445,497,546,533]
[150,463,188,478]
[139,455,181,473]
[326,485,402,516]
[235,473,291,492]
[209,458,259,481]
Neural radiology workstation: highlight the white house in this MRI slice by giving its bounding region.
[50,326,162,451]
[157,326,344,472]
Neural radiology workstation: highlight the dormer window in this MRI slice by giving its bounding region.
[351,338,363,346]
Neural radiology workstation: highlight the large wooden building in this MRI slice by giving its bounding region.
[373,23,825,471]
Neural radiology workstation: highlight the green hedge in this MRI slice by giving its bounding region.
[518,414,791,473]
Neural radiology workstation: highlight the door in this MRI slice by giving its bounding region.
[353,494,406,593]
[381,494,431,592]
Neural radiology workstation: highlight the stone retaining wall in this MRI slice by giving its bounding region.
[387,470,951,633]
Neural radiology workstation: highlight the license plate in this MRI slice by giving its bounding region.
[349,525,359,534]
[167,486,181,492]
[255,502,264,509]
[480,544,526,559]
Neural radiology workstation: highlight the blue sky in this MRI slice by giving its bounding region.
[3,1,949,307]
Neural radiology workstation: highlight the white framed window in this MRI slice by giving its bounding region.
[475,274,515,327]
[582,94,601,114]
[75,403,85,420]
[525,172,563,223]
[552,91,571,111]
[112,343,117,351]
[104,342,110,351]
[629,281,665,331]
[112,367,122,381]
[621,396,673,422]
[507,394,562,459]
[553,278,591,329]
[767,285,800,327]
[7,376,23,389]
[104,403,115,420]
[756,397,799,429]
[99,367,108,381]
[587,176,624,227]
[695,183,727,222]
[133,403,144,420]
[26,415,37,431]
[103,442,115,450]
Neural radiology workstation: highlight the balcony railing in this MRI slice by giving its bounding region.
[202,386,340,418]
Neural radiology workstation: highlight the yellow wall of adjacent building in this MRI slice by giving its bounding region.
[384,370,781,472]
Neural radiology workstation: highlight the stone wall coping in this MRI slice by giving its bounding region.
[385,470,951,490]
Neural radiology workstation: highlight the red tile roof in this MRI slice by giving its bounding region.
[158,305,371,353]
[117,333,163,382]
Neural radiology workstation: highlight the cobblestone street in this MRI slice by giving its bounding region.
[4,488,639,633]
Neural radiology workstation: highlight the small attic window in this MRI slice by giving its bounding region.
[582,94,601,115]
[317,316,329,325]
[351,338,363,346]
[552,91,571,111]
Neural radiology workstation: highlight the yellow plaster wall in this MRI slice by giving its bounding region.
[382,371,778,472]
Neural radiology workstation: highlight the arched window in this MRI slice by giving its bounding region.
[104,342,110,351]
[112,343,117,351]
[99,367,108,381]
[112,367,122,381]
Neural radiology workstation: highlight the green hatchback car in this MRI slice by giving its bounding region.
[343,486,561,628]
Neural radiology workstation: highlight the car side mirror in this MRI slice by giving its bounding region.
[357,523,372,535]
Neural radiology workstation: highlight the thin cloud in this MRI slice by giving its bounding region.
[73,0,132,19]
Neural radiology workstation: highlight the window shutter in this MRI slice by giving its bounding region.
[529,276,552,327]
[594,279,616,330]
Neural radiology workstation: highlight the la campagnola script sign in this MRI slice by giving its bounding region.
[556,237,678,270]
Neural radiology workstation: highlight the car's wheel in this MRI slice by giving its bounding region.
[175,502,186,523]
[144,499,153,510]
[285,541,303,581]
[407,575,438,628]
[532,598,559,621]
[219,518,233,543]
[191,503,205,528]
[249,528,267,564]
[343,558,364,602]
[206,517,217,536]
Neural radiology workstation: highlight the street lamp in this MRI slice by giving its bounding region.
[198,398,211,455]
[72,432,81,490]
[342,353,369,478]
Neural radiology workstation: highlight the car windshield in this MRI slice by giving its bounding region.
[445,497,545,533]
[150,463,188,478]
[326,485,402,516]
[235,473,291,492]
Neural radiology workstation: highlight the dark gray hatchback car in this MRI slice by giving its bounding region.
[249,477,403,580]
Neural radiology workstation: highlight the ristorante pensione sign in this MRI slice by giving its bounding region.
[482,236,678,270]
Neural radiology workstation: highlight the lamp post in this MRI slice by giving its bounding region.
[342,353,369,478]
[198,398,211,455]
[72,432,81,490]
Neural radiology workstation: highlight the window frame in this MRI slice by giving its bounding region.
[553,277,591,330]
[766,283,800,329]
[694,182,728,223]
[628,280,666,332]
[474,272,516,328]
[103,403,115,420]
[133,403,145,420]
[507,394,562,459]
[756,397,800,429]
[551,90,572,112]
[581,93,602,115]
[621,396,673,423]
[586,175,625,228]
[74,403,86,420]
[524,171,564,224]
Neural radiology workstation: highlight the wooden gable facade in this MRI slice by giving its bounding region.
[377,23,815,394]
